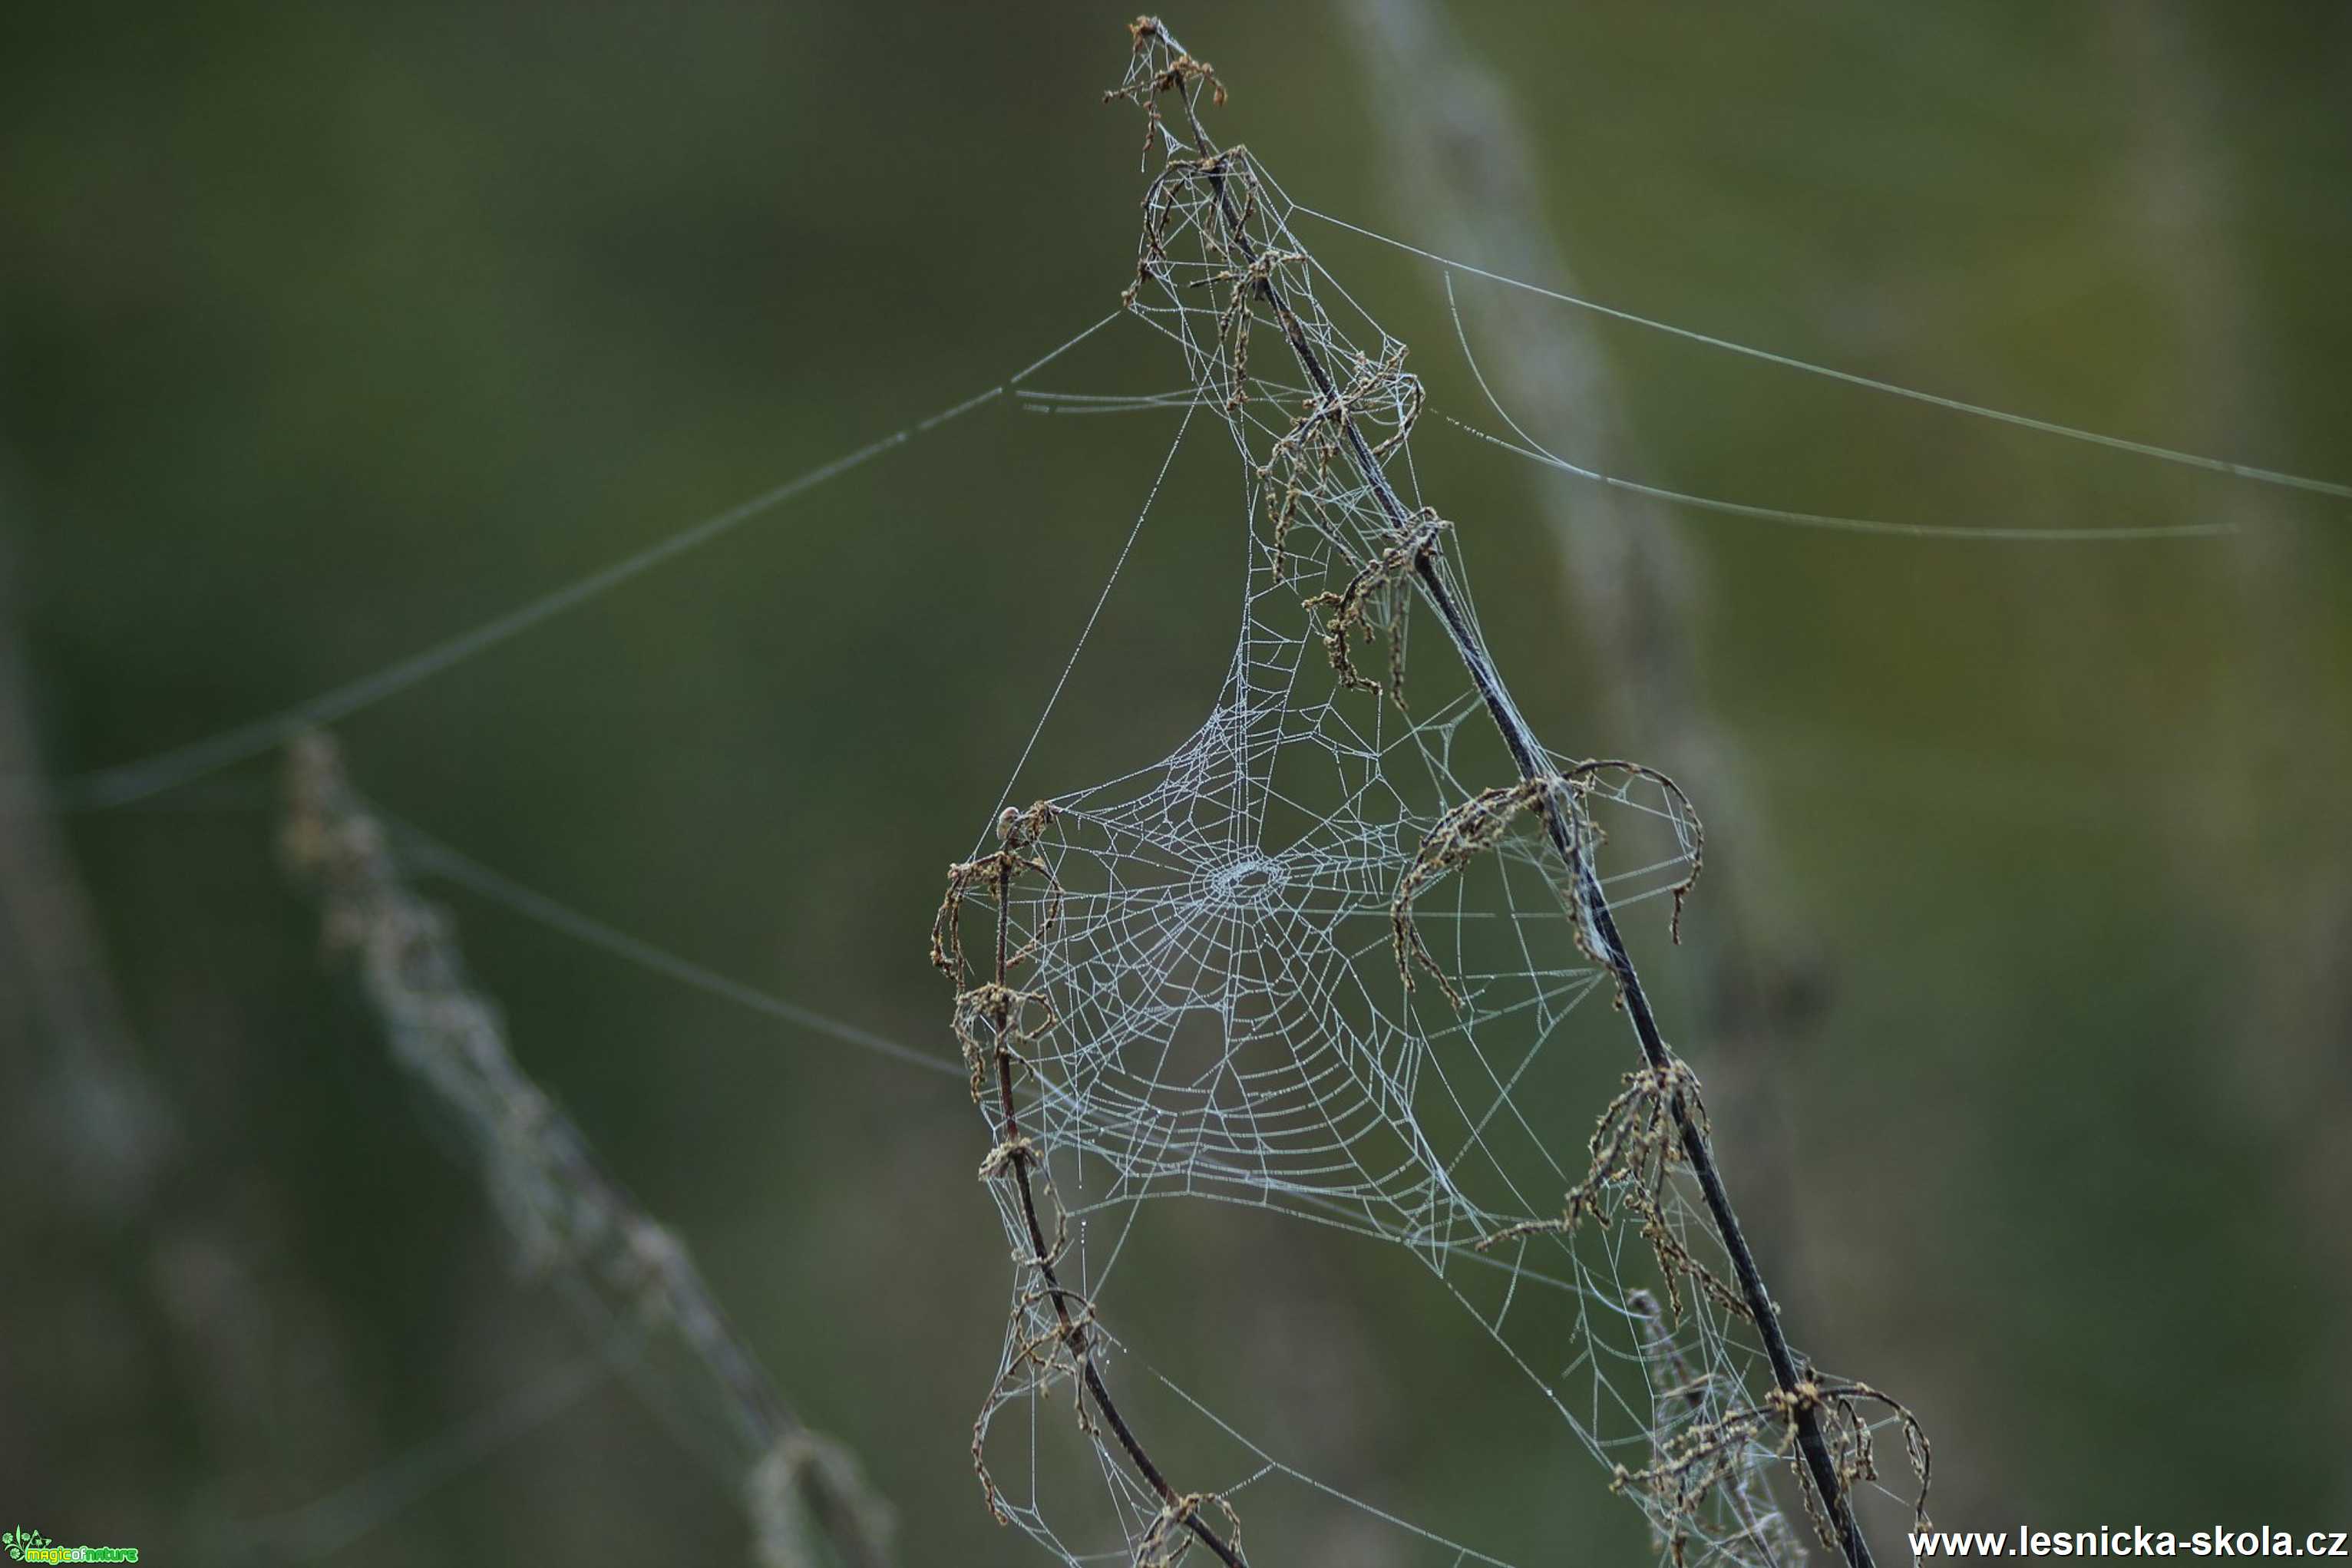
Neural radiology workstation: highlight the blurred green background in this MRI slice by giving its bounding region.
[3,2,2347,1562]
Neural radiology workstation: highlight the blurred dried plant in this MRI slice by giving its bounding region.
[281,733,892,1568]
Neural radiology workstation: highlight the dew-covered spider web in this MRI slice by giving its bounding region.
[72,8,2352,1563]
[928,21,1927,1568]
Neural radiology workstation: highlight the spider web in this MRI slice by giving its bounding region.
[933,24,1925,1568]
[34,9,2350,1563]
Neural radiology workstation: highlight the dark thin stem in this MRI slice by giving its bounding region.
[1166,76,1878,1568]
[987,866,1244,1567]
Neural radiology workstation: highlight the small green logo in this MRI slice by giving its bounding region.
[2,1527,137,1563]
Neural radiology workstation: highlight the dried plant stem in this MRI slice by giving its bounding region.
[965,820,1247,1568]
[0,509,171,1210]
[282,734,891,1568]
[1158,63,1879,1568]
[2110,0,2352,1505]
[1342,0,1820,1280]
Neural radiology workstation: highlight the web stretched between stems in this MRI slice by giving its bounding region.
[934,22,1925,1568]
